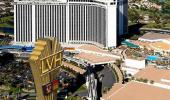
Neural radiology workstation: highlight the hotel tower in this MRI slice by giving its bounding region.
[14,0,128,47]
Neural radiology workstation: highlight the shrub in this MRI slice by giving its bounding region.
[150,80,154,84]
[131,77,135,80]
[143,79,148,83]
[136,78,141,82]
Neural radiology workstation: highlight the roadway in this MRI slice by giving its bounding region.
[96,65,116,89]
[140,28,170,34]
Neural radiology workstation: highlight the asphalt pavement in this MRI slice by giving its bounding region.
[95,65,116,89]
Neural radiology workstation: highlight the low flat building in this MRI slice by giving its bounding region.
[122,58,146,75]
[134,33,170,56]
[134,66,170,85]
[149,41,170,56]
[122,48,146,75]
[138,32,170,42]
[74,52,117,65]
[102,81,170,100]
[74,44,120,65]
[64,44,120,65]
[76,44,120,58]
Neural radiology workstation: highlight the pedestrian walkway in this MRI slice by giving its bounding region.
[111,64,123,84]
[62,61,86,74]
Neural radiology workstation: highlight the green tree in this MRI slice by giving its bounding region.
[148,0,162,4]
[150,13,161,24]
[128,9,140,23]
[162,14,170,24]
[162,1,170,13]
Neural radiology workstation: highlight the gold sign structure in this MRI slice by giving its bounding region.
[29,38,63,100]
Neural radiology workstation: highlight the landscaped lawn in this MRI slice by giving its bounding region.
[0,23,13,28]
[66,95,82,100]
[0,16,13,22]
[165,23,170,29]
[76,85,86,92]
[0,39,11,46]
[9,86,21,94]
[0,16,14,28]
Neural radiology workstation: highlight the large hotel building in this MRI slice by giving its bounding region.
[14,0,128,47]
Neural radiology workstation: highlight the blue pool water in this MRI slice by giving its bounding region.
[146,55,159,61]
[121,40,140,48]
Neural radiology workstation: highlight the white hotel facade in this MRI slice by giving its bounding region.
[14,0,128,47]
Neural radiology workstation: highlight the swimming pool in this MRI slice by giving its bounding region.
[146,55,159,61]
[121,40,140,48]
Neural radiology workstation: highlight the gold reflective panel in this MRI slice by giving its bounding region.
[29,38,63,100]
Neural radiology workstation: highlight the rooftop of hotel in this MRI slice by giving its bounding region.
[125,48,147,60]
[103,81,170,100]
[130,40,151,48]
[14,0,114,3]
[135,66,170,85]
[165,38,170,41]
[149,41,170,51]
[131,39,170,51]
[139,32,170,40]
[63,44,112,54]
[77,44,113,55]
[74,52,116,65]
